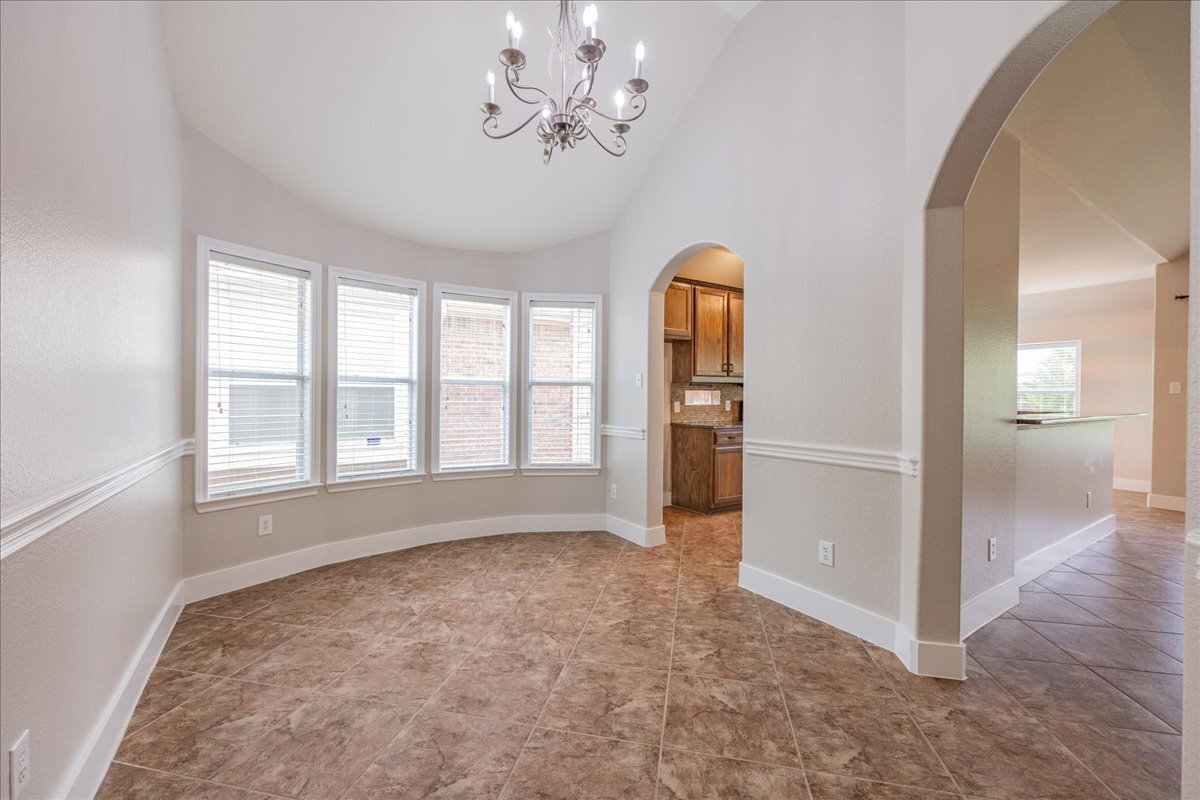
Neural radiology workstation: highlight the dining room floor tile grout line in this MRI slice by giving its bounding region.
[650,514,688,800]
[495,538,631,800]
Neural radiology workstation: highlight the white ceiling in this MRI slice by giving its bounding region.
[160,1,740,252]
[1006,0,1189,294]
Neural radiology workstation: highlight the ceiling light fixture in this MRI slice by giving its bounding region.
[480,1,649,164]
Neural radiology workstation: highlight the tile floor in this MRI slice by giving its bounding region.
[98,490,1185,799]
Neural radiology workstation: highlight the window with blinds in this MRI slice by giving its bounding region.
[435,288,515,471]
[1017,341,1080,414]
[204,249,315,498]
[525,296,600,468]
[333,276,421,482]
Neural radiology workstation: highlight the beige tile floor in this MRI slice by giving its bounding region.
[98,490,1184,799]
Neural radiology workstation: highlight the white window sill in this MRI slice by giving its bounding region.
[195,483,322,513]
[520,467,601,477]
[431,468,516,482]
[326,474,426,493]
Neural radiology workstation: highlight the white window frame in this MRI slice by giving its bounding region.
[431,283,518,480]
[521,293,603,475]
[194,236,323,512]
[325,267,427,492]
[1017,340,1082,415]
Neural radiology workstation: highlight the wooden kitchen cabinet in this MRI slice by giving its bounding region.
[664,281,693,340]
[693,286,729,377]
[671,424,743,513]
[692,286,743,380]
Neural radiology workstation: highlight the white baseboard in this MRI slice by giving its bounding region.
[893,628,967,680]
[65,582,183,799]
[1148,494,1186,512]
[959,577,1019,639]
[1015,513,1116,585]
[184,513,663,603]
[1113,478,1151,493]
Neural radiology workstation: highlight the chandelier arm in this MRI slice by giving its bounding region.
[482,109,547,140]
[583,124,627,157]
[587,93,647,124]
[502,65,551,105]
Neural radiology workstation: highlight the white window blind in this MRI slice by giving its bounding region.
[206,252,314,497]
[1017,341,1080,414]
[334,278,419,481]
[437,290,513,471]
[526,298,598,467]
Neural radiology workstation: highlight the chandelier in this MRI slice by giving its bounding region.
[479,1,649,164]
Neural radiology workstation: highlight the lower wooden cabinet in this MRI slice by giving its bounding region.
[670,424,743,513]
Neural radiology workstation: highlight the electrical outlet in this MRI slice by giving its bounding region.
[1086,491,1092,509]
[257,515,273,537]
[724,400,731,411]
[988,537,998,562]
[635,372,643,388]
[818,540,834,567]
[610,484,618,500]
[673,401,681,413]
[9,729,30,800]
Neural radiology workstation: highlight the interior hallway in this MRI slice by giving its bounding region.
[97,493,1184,800]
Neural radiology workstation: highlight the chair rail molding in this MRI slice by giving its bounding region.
[743,438,919,477]
[0,438,195,559]
[601,424,647,440]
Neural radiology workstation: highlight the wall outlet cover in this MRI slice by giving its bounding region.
[258,515,273,536]
[9,729,30,800]
[818,540,834,567]
[988,537,998,562]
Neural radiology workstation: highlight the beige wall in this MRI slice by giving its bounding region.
[1151,254,1190,504]
[961,132,1020,605]
[674,247,745,288]
[181,129,609,578]
[1019,279,1155,488]
[0,2,183,797]
[1015,422,1115,560]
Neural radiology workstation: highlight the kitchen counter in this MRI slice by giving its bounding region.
[1012,412,1148,427]
[671,422,743,430]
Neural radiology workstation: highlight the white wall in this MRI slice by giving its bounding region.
[1019,279,1155,489]
[0,2,183,797]
[181,129,610,578]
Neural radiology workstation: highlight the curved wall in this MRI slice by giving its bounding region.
[181,128,610,580]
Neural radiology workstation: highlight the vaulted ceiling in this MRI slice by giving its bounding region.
[1007,0,1189,295]
[159,1,743,252]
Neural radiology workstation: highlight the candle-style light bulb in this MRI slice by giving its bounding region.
[511,20,523,49]
[614,90,626,116]
[582,4,597,40]
[487,70,495,104]
[634,41,645,79]
[505,10,515,48]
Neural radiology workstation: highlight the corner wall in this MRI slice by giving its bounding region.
[0,2,184,797]
[1151,254,1190,508]
[181,129,611,580]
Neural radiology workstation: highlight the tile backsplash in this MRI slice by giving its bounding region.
[669,383,743,425]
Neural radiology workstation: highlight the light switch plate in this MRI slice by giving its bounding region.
[1169,381,1182,395]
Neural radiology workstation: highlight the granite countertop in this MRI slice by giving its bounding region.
[1012,412,1149,426]
[671,422,743,429]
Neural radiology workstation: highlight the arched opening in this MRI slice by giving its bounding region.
[645,242,747,540]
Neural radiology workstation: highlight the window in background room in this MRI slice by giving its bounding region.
[199,241,319,501]
[434,286,516,473]
[330,272,423,483]
[1017,340,1081,414]
[524,295,601,469]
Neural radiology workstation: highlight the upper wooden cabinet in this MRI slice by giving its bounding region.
[727,291,744,378]
[664,281,693,340]
[692,286,743,380]
[693,287,729,377]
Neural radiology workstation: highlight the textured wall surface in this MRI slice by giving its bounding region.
[0,2,184,797]
[1151,254,1191,501]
